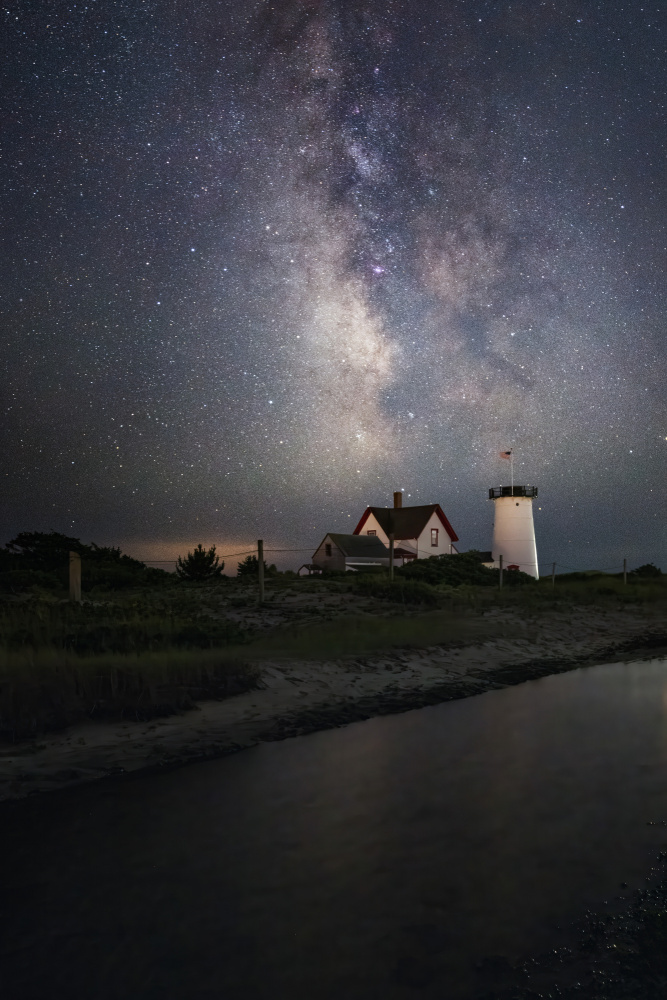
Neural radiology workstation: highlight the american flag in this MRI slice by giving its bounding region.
[499,449,512,460]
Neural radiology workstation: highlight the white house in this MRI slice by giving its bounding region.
[352,492,459,562]
[311,532,391,573]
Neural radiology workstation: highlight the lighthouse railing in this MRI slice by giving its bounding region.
[488,486,538,499]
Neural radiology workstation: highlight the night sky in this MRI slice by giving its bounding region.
[2,0,665,571]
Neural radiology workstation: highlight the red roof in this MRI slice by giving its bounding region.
[353,504,459,543]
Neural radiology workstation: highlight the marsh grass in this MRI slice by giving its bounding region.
[235,610,502,661]
[1,571,664,740]
[0,592,256,740]
[351,575,446,606]
[535,573,667,606]
[0,594,247,653]
[0,647,259,741]
[350,569,667,613]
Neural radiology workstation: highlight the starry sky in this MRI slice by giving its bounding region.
[2,0,665,572]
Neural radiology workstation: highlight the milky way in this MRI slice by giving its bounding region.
[2,0,665,570]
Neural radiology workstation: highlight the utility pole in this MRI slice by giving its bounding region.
[69,551,82,603]
[389,532,395,581]
[499,553,503,589]
[258,539,265,603]
[552,562,556,589]
[623,558,627,585]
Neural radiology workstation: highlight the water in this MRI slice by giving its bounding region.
[3,658,667,1000]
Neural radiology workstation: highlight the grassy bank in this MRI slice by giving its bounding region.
[0,648,259,741]
[0,593,246,654]
[1,566,665,742]
[349,569,667,612]
[0,593,257,740]
[238,609,500,660]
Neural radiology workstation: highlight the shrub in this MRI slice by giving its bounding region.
[176,544,224,582]
[396,551,534,588]
[352,575,442,606]
[1,531,171,592]
[0,569,61,593]
[630,563,662,578]
[237,555,277,578]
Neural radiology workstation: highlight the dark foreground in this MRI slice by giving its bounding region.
[484,849,667,999]
[3,656,667,1000]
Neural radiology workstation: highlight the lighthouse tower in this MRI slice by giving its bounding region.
[489,485,539,579]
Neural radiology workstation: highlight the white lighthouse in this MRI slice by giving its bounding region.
[489,484,539,579]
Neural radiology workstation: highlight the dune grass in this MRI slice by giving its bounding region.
[1,571,664,740]
[0,593,257,740]
[240,575,667,661]
[0,647,259,741]
[0,593,247,654]
[236,609,502,661]
[348,569,667,612]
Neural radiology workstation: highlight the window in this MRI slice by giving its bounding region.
[325,543,332,557]
[431,528,439,547]
[367,530,376,536]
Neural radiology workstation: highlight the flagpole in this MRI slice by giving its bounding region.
[511,450,514,491]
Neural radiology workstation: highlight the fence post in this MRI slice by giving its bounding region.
[623,558,627,585]
[389,532,394,581]
[258,539,265,603]
[69,551,82,603]
[499,554,503,589]
[552,562,556,589]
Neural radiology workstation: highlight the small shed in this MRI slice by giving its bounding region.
[311,532,390,573]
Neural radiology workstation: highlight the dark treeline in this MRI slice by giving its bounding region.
[0,531,170,593]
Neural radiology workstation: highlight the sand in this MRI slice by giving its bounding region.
[1,604,666,801]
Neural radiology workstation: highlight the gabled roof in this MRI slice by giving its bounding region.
[353,504,459,542]
[321,532,389,557]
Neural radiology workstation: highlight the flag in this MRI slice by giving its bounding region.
[499,450,512,460]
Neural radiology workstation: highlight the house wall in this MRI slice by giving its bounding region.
[360,511,389,545]
[416,511,456,557]
[360,510,455,558]
[312,536,346,572]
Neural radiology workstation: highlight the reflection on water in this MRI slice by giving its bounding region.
[3,658,667,999]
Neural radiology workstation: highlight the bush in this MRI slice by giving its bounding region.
[0,531,172,592]
[0,569,61,593]
[396,551,534,588]
[630,563,662,578]
[237,555,277,578]
[352,575,442,606]
[176,544,224,582]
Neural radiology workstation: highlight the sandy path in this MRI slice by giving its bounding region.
[1,606,666,801]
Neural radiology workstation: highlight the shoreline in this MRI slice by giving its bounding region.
[2,605,666,802]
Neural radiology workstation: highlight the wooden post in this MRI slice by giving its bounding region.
[623,558,627,585]
[499,553,503,589]
[258,539,264,603]
[389,532,394,581]
[69,551,82,603]
[552,562,556,588]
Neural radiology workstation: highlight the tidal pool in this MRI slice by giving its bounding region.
[3,657,667,999]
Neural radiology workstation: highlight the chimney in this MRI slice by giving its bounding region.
[393,491,402,509]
